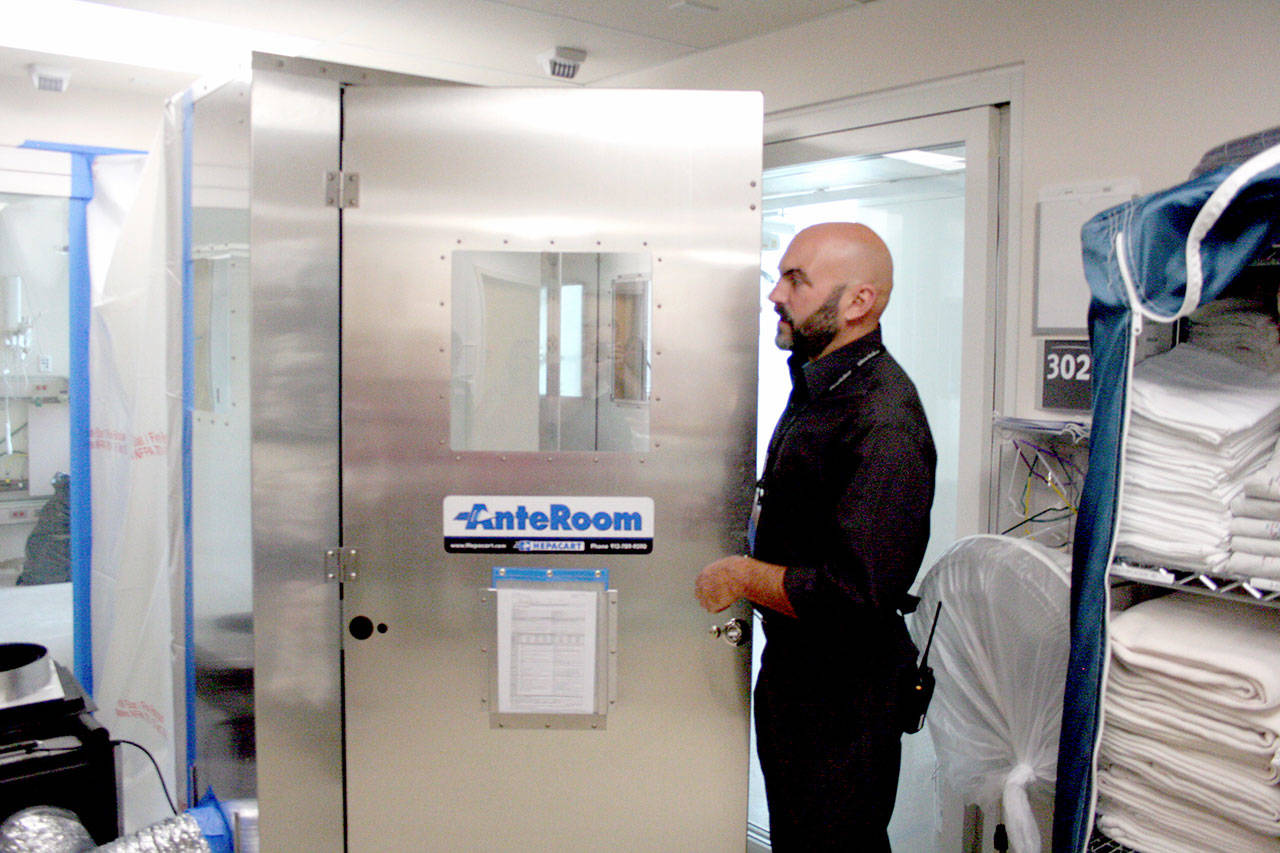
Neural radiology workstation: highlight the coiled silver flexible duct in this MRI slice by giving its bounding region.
[0,806,212,853]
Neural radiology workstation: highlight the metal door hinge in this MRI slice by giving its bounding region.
[324,547,359,582]
[324,170,360,209]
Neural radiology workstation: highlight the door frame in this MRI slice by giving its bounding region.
[764,66,1021,538]
[755,75,1018,852]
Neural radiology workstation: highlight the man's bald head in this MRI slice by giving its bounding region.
[770,222,895,359]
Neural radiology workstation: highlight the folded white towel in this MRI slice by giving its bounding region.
[1234,495,1280,521]
[1107,663,1280,760]
[1110,593,1280,711]
[1234,536,1280,558]
[1101,725,1280,834]
[1226,551,1280,580]
[1129,344,1280,445]
[1232,518,1280,539]
[1098,768,1280,851]
[1246,473,1280,502]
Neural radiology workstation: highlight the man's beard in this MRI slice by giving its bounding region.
[775,285,844,358]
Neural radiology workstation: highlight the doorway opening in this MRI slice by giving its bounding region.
[750,105,1004,851]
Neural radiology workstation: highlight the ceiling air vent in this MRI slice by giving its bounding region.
[29,65,71,93]
[538,47,587,80]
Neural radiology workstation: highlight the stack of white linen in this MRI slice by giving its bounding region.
[1187,297,1280,373]
[1115,343,1280,573]
[1097,593,1280,852]
[1228,438,1280,579]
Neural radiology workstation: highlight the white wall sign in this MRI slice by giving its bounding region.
[443,495,654,554]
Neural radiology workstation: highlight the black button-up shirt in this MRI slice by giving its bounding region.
[753,328,937,674]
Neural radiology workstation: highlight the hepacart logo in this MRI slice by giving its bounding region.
[443,496,654,555]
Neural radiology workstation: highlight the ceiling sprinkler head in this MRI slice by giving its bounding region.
[538,47,587,80]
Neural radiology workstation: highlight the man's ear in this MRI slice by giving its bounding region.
[842,284,876,322]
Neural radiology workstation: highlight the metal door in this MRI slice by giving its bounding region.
[339,86,762,850]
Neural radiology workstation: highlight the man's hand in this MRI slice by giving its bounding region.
[695,555,797,617]
[695,556,748,613]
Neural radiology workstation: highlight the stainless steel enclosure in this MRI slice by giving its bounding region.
[253,57,762,851]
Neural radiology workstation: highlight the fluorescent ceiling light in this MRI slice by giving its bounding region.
[0,0,318,75]
[883,149,966,171]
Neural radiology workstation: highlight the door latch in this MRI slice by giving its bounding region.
[324,547,358,583]
[709,616,750,647]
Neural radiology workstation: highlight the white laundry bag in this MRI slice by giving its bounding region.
[909,534,1071,853]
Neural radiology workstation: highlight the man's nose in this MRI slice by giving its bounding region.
[767,279,787,306]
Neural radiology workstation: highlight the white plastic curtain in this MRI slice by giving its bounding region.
[87,100,184,832]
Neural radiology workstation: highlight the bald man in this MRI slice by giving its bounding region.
[696,223,936,850]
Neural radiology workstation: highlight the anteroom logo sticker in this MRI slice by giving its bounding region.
[443,495,654,555]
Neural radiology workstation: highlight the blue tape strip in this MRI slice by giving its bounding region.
[491,568,610,586]
[21,140,147,158]
[67,159,92,694]
[180,92,198,794]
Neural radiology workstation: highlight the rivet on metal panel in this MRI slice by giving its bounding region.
[440,255,446,261]
[750,204,757,211]
[750,180,757,187]
[456,239,462,244]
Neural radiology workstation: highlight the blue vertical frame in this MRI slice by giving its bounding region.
[179,90,198,794]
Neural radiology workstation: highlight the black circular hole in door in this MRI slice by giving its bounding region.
[349,615,374,640]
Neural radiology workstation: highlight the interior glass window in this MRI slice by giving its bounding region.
[451,250,651,452]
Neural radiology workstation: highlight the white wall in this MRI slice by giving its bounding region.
[0,78,181,152]
[603,0,1280,418]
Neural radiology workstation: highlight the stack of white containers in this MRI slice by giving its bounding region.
[1115,343,1280,573]
[1097,593,1280,852]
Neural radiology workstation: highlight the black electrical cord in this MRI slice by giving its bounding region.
[112,739,178,816]
[1000,505,1075,536]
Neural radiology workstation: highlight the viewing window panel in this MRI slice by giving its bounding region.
[451,251,651,453]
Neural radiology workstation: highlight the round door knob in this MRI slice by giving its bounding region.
[709,616,750,647]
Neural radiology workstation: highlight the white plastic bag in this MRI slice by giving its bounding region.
[909,534,1071,853]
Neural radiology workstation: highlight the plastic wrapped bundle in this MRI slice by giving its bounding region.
[909,534,1071,853]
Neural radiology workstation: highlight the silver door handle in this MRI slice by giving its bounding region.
[709,617,750,647]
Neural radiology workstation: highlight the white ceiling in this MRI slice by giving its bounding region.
[0,0,874,96]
